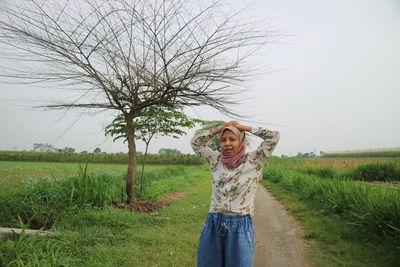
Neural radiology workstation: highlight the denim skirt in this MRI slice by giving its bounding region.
[197,212,254,267]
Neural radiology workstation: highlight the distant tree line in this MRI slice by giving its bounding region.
[33,143,75,153]
[32,143,185,156]
[158,148,181,155]
[296,152,317,158]
[32,143,104,153]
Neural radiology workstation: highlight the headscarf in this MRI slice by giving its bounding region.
[220,126,247,169]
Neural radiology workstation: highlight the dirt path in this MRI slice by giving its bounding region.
[253,184,312,267]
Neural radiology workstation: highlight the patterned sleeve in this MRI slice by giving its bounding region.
[190,130,220,165]
[248,127,280,166]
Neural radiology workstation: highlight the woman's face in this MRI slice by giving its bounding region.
[220,130,240,156]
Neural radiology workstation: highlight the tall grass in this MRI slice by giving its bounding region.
[281,160,400,182]
[301,167,338,178]
[0,166,126,229]
[348,162,400,182]
[0,164,192,230]
[263,167,400,240]
[1,168,211,267]
[0,232,79,266]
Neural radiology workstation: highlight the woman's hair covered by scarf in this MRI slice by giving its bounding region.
[220,126,247,169]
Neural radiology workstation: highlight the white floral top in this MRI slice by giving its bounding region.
[191,127,280,217]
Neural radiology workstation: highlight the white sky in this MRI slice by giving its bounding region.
[0,0,399,156]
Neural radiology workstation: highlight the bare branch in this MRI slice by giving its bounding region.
[0,0,272,117]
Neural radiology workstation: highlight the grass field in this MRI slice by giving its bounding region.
[262,157,400,267]
[262,180,400,267]
[0,161,129,188]
[0,161,204,188]
[1,157,400,266]
[0,150,203,165]
[0,161,211,266]
[321,151,400,158]
[267,156,399,170]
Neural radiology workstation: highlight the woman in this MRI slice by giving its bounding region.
[191,121,280,267]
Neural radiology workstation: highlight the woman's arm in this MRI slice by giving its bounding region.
[247,126,280,165]
[191,126,223,164]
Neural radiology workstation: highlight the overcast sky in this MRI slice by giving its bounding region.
[0,0,399,156]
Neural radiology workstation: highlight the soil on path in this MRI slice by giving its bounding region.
[253,184,312,267]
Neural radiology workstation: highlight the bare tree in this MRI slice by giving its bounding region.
[0,0,270,203]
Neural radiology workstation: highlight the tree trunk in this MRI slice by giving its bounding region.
[126,117,137,204]
[139,142,149,197]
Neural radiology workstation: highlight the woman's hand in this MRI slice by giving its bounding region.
[210,121,251,135]
[225,121,251,132]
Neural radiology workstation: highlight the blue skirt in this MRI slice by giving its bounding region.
[197,212,254,267]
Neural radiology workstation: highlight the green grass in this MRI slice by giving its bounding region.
[322,151,400,158]
[0,161,194,188]
[0,164,211,266]
[262,169,400,267]
[90,175,211,266]
[0,163,207,229]
[0,150,203,165]
[4,157,400,266]
[348,162,400,182]
[267,157,398,171]
[277,159,400,182]
[0,161,130,187]
[264,167,400,239]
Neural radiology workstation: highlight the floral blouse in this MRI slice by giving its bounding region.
[191,127,280,217]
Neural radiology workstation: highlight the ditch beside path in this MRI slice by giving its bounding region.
[253,184,312,267]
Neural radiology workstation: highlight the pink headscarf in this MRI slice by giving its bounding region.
[220,126,247,169]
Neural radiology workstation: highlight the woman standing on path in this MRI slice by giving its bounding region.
[191,121,280,267]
